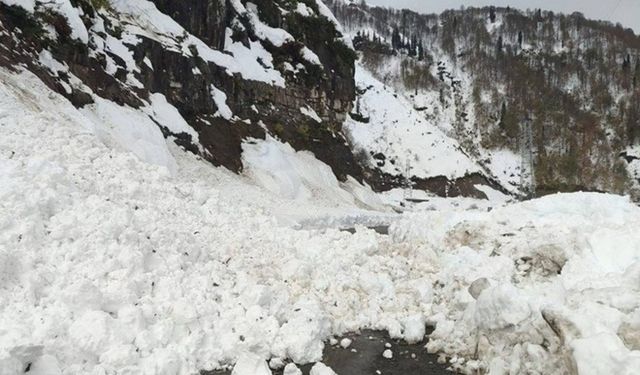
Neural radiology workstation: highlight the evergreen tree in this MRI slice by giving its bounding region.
[391,27,400,50]
[489,6,496,23]
[518,31,524,49]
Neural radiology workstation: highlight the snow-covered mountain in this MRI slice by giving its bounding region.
[329,0,640,197]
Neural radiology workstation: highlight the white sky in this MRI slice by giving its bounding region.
[363,0,640,33]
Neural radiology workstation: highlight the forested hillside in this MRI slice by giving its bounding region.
[329,0,640,196]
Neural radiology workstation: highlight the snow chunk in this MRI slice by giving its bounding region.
[402,314,426,344]
[474,284,531,330]
[571,333,640,375]
[382,349,393,359]
[272,300,331,364]
[309,362,337,375]
[231,353,272,375]
[283,363,303,375]
[339,338,352,349]
[69,311,117,354]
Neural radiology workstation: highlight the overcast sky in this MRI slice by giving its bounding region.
[364,0,640,33]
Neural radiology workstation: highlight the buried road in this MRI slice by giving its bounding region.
[204,329,457,375]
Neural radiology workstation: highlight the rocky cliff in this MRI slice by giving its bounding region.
[0,0,364,182]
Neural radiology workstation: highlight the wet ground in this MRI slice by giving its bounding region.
[204,329,457,375]
[340,226,389,235]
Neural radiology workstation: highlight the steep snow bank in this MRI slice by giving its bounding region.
[391,192,640,374]
[242,137,383,210]
[345,65,481,180]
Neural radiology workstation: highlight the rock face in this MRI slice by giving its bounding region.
[152,0,228,50]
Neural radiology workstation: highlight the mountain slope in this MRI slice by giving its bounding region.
[0,0,510,200]
[0,0,362,180]
[329,0,640,197]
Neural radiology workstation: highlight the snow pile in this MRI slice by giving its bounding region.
[345,66,481,180]
[391,192,640,374]
[242,136,383,210]
[0,68,415,374]
[80,96,178,175]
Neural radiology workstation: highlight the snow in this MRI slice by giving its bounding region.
[146,93,200,143]
[224,30,286,88]
[210,85,233,120]
[295,3,314,17]
[41,0,89,44]
[0,67,398,374]
[0,0,35,12]
[80,96,178,174]
[104,34,139,73]
[109,0,285,87]
[38,50,68,77]
[484,149,522,194]
[3,41,640,375]
[245,3,294,47]
[242,136,383,210]
[345,65,481,180]
[392,192,640,374]
[6,0,88,43]
[339,338,352,349]
[315,0,342,31]
[300,106,322,123]
[309,362,337,375]
[473,184,510,202]
[283,363,303,375]
[301,47,322,65]
[231,353,272,375]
